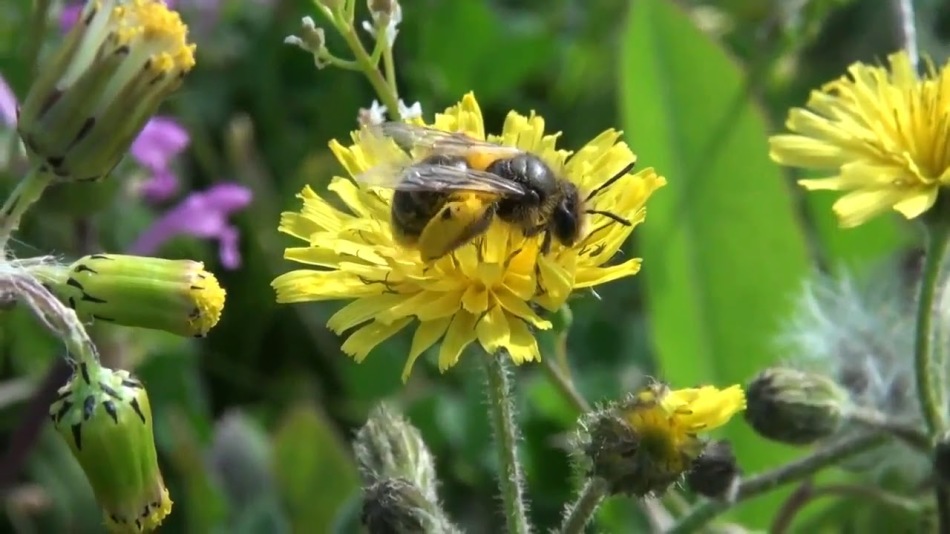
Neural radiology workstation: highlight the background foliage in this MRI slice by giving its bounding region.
[0,0,942,532]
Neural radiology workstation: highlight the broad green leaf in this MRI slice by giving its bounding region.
[272,404,360,533]
[620,0,811,526]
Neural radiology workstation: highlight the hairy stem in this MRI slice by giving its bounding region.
[0,169,52,252]
[483,352,531,534]
[666,432,887,534]
[846,406,930,451]
[559,478,608,534]
[915,217,950,437]
[771,481,925,533]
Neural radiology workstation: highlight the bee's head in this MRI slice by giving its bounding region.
[552,182,583,246]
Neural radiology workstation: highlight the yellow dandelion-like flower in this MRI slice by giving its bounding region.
[625,384,746,473]
[769,50,950,227]
[272,92,665,381]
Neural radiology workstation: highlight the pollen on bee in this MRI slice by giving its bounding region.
[465,151,499,172]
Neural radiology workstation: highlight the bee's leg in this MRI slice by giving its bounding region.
[540,231,553,255]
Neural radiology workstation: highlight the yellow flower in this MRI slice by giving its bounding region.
[272,93,665,381]
[624,383,746,474]
[769,50,950,227]
[576,383,745,496]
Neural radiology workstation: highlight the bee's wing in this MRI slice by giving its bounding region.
[354,163,530,197]
[362,122,522,159]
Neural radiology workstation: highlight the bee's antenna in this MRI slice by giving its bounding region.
[585,209,631,226]
[584,161,636,202]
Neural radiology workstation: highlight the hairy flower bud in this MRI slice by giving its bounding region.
[353,403,437,500]
[685,440,741,502]
[50,364,171,532]
[17,0,195,182]
[36,254,226,337]
[575,383,746,497]
[361,478,459,534]
[745,367,848,445]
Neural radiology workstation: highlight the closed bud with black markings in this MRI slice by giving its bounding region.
[34,254,226,338]
[49,364,171,532]
[686,440,741,502]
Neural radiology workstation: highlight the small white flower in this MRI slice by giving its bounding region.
[362,2,402,48]
[397,100,423,121]
[357,100,389,126]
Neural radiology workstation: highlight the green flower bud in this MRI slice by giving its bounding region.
[50,364,171,532]
[361,478,459,534]
[685,440,741,502]
[17,0,195,182]
[744,367,848,445]
[353,404,437,500]
[37,254,226,337]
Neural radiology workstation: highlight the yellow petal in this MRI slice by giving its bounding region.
[892,187,939,218]
[272,270,384,302]
[506,317,540,364]
[341,317,413,362]
[476,305,510,355]
[667,385,746,432]
[573,258,642,288]
[433,92,485,140]
[495,286,552,329]
[377,290,463,322]
[327,294,406,333]
[832,188,909,227]
[461,283,490,314]
[438,310,479,371]
[402,317,452,382]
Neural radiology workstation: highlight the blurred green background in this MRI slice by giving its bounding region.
[0,0,943,532]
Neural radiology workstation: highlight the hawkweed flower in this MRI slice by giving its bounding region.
[769,50,950,227]
[50,365,171,532]
[18,0,195,182]
[272,92,665,380]
[777,263,936,482]
[34,254,226,337]
[575,383,745,496]
[129,183,252,269]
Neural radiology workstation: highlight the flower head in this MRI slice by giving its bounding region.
[129,183,252,269]
[769,50,950,227]
[576,383,745,496]
[271,93,664,381]
[18,0,195,182]
[50,365,171,532]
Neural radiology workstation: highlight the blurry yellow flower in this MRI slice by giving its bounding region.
[272,92,665,380]
[624,383,746,474]
[769,51,950,227]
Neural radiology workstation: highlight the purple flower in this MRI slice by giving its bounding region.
[131,117,190,202]
[129,183,252,270]
[0,75,16,126]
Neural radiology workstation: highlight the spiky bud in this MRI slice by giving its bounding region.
[36,254,226,337]
[745,367,848,445]
[353,403,437,500]
[17,0,195,182]
[685,440,741,502]
[49,364,171,533]
[575,382,746,497]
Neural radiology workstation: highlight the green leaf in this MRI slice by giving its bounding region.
[272,404,361,533]
[620,0,812,527]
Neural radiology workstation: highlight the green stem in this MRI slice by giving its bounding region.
[0,169,52,252]
[845,406,930,452]
[559,478,608,534]
[542,357,590,414]
[483,352,531,534]
[337,26,401,119]
[771,481,925,533]
[666,432,886,534]
[383,44,398,100]
[915,217,950,437]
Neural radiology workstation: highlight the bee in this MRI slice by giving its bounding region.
[353,122,634,261]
